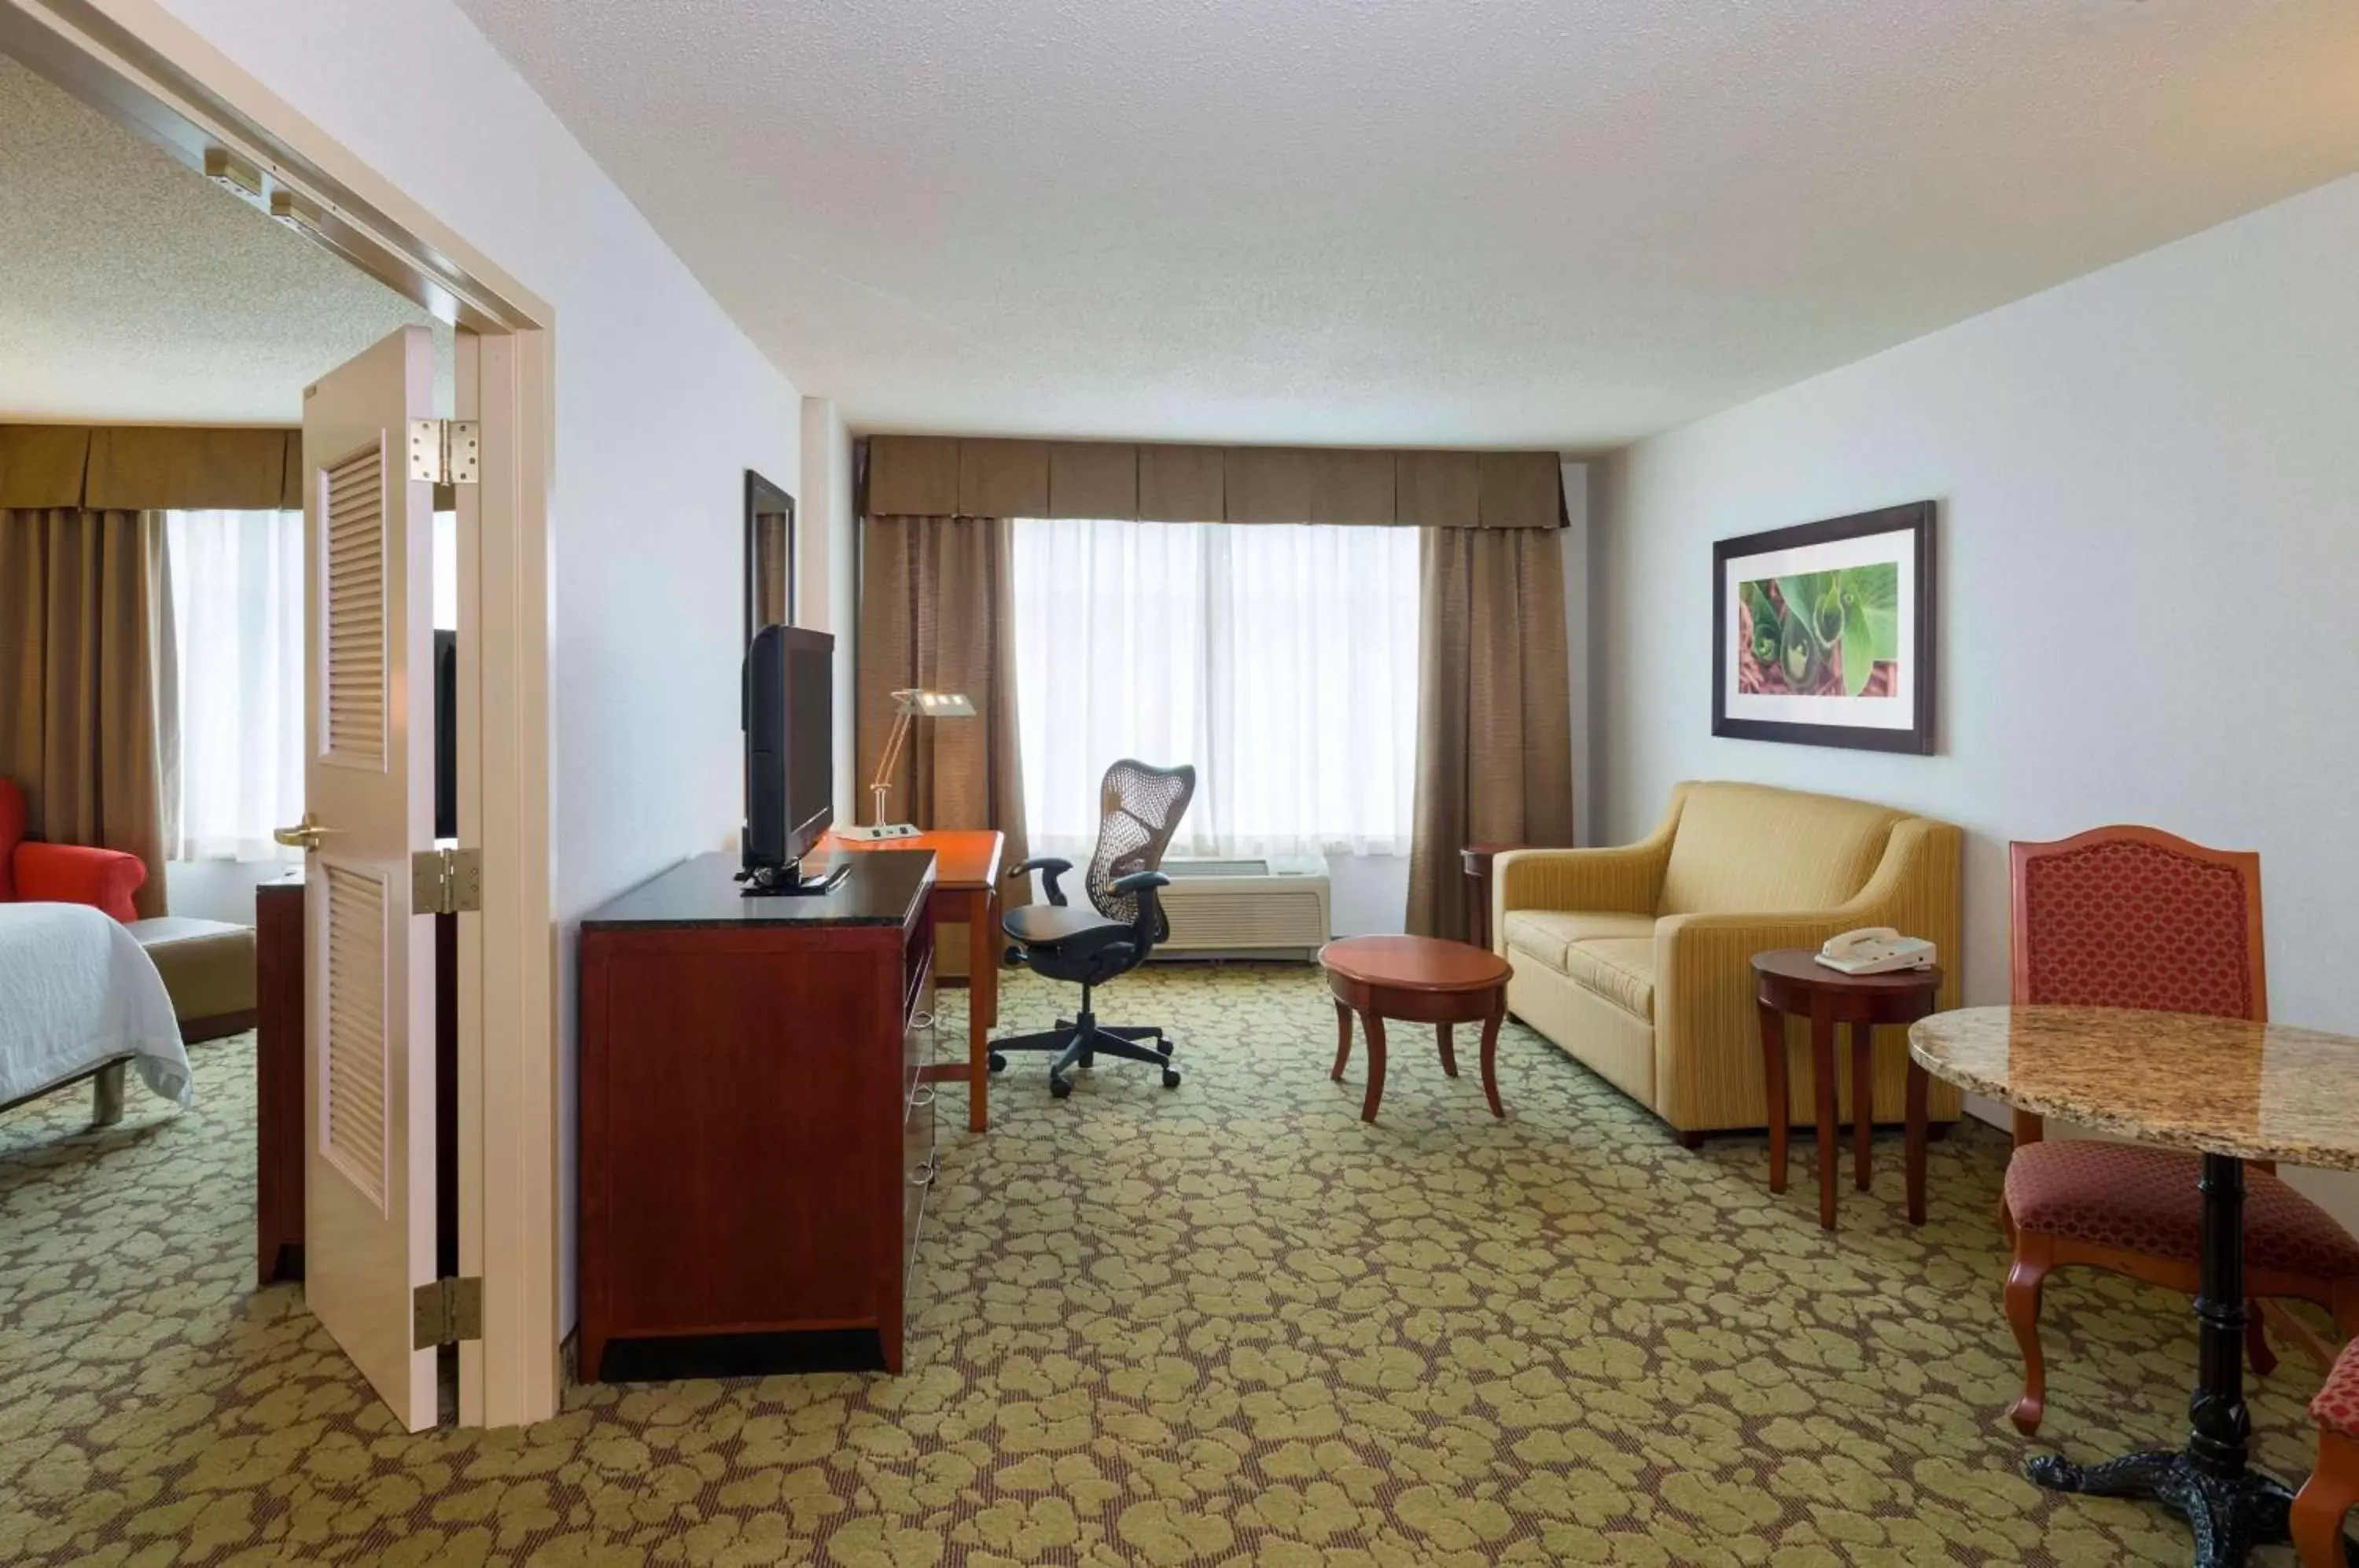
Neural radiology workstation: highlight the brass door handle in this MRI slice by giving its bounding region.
[271,812,337,852]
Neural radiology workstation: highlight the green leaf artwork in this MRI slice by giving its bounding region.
[1736,562,1901,699]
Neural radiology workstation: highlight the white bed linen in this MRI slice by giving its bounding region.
[0,903,193,1108]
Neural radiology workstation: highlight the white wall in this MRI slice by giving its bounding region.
[149,0,802,1327]
[1595,170,2359,1215]
[798,399,859,823]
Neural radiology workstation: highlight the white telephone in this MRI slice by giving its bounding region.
[1814,926,1938,975]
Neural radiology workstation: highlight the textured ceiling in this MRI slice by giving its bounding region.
[454,0,2359,447]
[0,53,436,425]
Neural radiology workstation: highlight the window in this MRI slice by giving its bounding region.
[1011,518,1419,859]
[165,509,305,862]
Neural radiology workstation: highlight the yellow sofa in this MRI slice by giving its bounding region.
[1494,781,1963,1139]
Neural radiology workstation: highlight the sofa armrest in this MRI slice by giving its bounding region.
[1650,817,1964,1129]
[1495,842,1672,919]
[1495,795,1681,920]
[14,841,147,923]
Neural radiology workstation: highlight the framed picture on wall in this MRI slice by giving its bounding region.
[1711,501,1935,754]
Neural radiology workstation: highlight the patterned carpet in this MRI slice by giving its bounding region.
[0,963,2329,1564]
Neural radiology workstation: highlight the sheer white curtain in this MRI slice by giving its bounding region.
[165,510,304,862]
[1012,517,1419,859]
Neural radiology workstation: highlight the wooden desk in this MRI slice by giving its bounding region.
[824,830,1004,1133]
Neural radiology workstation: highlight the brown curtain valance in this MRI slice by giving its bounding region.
[867,436,1562,529]
[0,425,300,510]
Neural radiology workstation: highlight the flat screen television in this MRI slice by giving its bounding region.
[741,624,840,894]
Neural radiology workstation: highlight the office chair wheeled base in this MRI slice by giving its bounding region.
[989,993,1180,1098]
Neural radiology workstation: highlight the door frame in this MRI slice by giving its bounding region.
[0,0,560,1426]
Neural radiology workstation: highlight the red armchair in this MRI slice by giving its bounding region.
[0,778,146,923]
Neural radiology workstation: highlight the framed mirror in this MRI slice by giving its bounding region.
[745,469,797,640]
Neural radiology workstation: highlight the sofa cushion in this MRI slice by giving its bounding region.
[1560,937,1655,1021]
[1658,781,1903,915]
[1501,910,1655,973]
[2006,1140,2359,1279]
[127,917,258,1025]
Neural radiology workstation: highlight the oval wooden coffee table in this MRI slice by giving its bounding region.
[1319,935,1511,1123]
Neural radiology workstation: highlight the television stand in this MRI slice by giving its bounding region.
[736,859,851,898]
[579,850,938,1378]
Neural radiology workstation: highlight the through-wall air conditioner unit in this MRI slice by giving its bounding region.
[1153,856,1330,961]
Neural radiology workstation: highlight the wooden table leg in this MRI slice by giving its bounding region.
[1812,999,1838,1230]
[968,886,992,1134]
[1359,1010,1387,1123]
[1758,1001,1789,1194]
[1479,996,1505,1119]
[1437,1022,1459,1078]
[1851,1021,1874,1192]
[1331,999,1352,1080]
[1905,1058,1930,1226]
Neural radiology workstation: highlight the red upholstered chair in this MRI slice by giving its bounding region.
[2000,825,2359,1437]
[0,778,147,923]
[2294,1339,2359,1565]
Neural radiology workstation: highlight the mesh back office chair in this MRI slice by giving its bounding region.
[989,760,1197,1099]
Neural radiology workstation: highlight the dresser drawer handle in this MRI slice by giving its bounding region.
[911,1087,936,1110]
[909,1159,936,1187]
[910,1011,934,1030]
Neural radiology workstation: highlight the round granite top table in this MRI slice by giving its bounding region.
[1912,1006,2359,1566]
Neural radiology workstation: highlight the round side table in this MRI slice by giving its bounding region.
[1751,949,1943,1231]
[1459,843,1523,952]
[1320,935,1512,1123]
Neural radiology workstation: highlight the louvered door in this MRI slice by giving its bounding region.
[300,326,438,1430]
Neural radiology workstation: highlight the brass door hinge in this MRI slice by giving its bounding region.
[407,418,480,485]
[413,1275,483,1349]
[412,846,484,915]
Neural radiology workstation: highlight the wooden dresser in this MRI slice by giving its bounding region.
[253,872,306,1285]
[576,849,937,1381]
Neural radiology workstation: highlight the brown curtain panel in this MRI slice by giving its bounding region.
[856,515,1030,907]
[1406,526,1574,941]
[0,507,177,917]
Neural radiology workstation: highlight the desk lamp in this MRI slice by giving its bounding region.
[841,688,975,841]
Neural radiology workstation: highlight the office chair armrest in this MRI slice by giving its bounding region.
[1111,870,1174,947]
[1010,856,1075,906]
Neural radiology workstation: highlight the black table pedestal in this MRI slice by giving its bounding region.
[2028,1451,2291,1566]
[2025,1153,2295,1566]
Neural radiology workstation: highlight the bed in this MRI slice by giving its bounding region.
[0,903,193,1123]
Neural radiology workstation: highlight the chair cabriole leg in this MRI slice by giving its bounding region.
[2291,1430,2359,1567]
[2005,1230,2053,1437]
